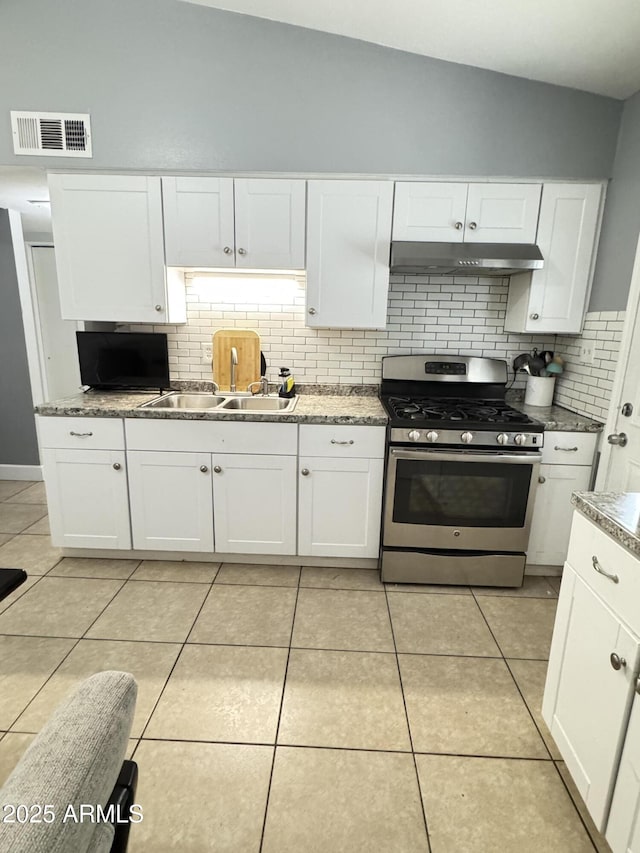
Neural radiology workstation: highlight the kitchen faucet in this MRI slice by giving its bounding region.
[248,376,270,396]
[230,346,238,392]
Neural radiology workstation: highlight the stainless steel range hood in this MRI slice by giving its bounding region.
[390,241,544,276]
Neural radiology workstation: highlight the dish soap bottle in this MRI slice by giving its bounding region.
[278,367,296,399]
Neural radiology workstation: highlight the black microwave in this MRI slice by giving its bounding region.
[76,331,170,391]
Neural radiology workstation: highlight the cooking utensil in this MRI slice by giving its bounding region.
[529,356,545,376]
[513,354,531,372]
[540,350,554,364]
[545,362,563,374]
[212,329,261,391]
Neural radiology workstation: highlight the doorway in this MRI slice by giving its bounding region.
[596,233,640,490]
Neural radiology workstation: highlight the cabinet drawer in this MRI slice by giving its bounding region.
[566,511,640,633]
[299,425,385,458]
[125,418,297,455]
[541,431,598,466]
[37,416,125,450]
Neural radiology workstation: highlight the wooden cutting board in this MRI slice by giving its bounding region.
[212,329,261,391]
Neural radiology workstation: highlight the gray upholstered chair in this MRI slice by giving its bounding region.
[0,671,138,853]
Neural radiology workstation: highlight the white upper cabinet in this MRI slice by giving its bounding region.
[162,177,235,268]
[49,174,185,324]
[505,183,603,334]
[392,182,541,244]
[306,180,394,329]
[162,177,306,269]
[234,179,306,269]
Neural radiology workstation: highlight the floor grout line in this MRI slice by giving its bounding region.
[383,582,432,850]
[258,567,301,853]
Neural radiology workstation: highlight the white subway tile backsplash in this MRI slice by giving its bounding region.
[554,310,625,423]
[127,276,624,415]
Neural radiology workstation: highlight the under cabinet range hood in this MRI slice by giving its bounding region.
[390,241,544,277]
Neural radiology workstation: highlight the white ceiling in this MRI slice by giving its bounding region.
[183,0,640,99]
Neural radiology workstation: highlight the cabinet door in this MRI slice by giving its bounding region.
[465,183,541,243]
[128,451,213,552]
[162,176,235,267]
[42,448,131,549]
[234,179,306,269]
[298,456,384,558]
[306,180,393,329]
[528,183,602,332]
[511,183,602,334]
[606,694,640,853]
[392,182,468,242]
[212,454,297,555]
[543,565,640,830]
[526,464,592,566]
[49,174,168,323]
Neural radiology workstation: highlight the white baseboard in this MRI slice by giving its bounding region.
[0,464,43,481]
[59,548,379,569]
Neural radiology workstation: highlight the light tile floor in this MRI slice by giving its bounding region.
[0,482,610,852]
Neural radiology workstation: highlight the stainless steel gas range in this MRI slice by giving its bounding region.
[380,354,544,587]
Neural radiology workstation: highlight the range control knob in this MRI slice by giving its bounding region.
[514,434,527,446]
[425,430,439,443]
[408,430,421,443]
[460,431,473,444]
[496,433,510,446]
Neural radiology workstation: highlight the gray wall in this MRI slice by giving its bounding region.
[589,91,640,311]
[0,210,39,466]
[0,0,621,178]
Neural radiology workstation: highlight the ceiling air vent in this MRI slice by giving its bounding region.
[10,111,92,157]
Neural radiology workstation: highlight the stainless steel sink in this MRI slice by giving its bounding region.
[221,397,297,412]
[139,392,297,413]
[141,394,227,410]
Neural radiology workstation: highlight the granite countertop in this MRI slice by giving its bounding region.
[34,384,603,431]
[572,492,640,558]
[34,388,388,426]
[506,394,604,433]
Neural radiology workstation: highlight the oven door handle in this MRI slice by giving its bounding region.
[389,448,543,465]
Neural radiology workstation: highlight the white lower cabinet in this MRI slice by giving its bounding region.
[127,451,214,552]
[526,464,591,565]
[543,563,640,829]
[41,448,131,549]
[543,511,640,842]
[40,416,386,561]
[298,456,384,558]
[607,695,640,853]
[212,453,297,555]
[526,431,597,567]
[297,424,385,559]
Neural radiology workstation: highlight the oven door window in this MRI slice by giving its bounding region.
[392,458,532,528]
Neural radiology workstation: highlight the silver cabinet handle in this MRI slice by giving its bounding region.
[468,221,477,230]
[200,465,208,473]
[608,433,628,447]
[112,462,121,471]
[70,431,93,437]
[301,468,310,476]
[592,555,619,584]
[213,465,222,474]
[308,307,316,315]
[330,439,354,445]
[237,248,247,255]
[636,677,640,696]
[538,475,546,484]
[223,246,233,255]
[554,446,579,452]
[155,304,163,312]
[610,652,627,671]
[530,313,540,320]
[454,221,463,230]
